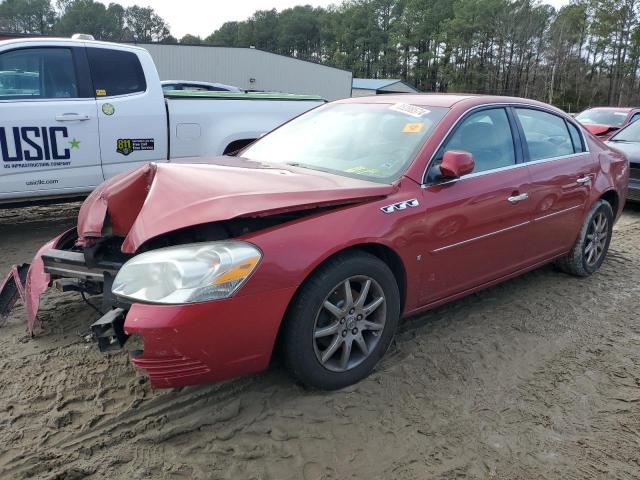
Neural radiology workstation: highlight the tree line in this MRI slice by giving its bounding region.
[1,0,639,112]
[0,0,172,42]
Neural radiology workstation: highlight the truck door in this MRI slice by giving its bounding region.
[86,46,168,179]
[0,46,102,202]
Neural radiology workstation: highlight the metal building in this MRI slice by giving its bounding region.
[352,78,420,97]
[140,43,352,101]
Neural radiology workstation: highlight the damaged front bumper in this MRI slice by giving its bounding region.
[1,234,294,388]
[0,233,69,334]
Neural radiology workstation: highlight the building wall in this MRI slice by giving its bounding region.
[140,44,352,101]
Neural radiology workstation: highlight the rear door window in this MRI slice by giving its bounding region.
[515,108,574,161]
[86,47,146,97]
[0,48,78,99]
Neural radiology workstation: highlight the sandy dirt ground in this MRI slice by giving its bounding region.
[1,202,640,480]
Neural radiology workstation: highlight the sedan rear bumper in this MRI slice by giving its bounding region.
[123,286,296,388]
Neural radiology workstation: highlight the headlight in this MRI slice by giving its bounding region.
[112,241,261,304]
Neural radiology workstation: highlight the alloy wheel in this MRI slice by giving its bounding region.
[584,211,608,266]
[312,275,387,372]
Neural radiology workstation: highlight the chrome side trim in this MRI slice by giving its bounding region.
[533,204,582,222]
[431,221,530,253]
[421,102,591,184]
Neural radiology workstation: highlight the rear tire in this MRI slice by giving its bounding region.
[555,199,613,277]
[281,251,400,390]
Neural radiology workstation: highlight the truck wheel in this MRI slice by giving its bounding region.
[281,251,400,390]
[555,199,613,277]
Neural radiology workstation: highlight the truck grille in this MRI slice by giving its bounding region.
[631,166,640,180]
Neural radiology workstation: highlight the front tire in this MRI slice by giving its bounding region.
[556,199,614,277]
[281,251,400,390]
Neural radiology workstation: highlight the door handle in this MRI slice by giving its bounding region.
[507,193,529,204]
[576,176,591,185]
[55,113,90,122]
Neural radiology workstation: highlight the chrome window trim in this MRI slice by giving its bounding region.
[422,151,591,188]
[421,102,590,185]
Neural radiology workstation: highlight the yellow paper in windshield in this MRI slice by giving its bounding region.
[403,122,424,133]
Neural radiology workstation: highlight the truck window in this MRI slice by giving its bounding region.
[0,48,78,100]
[86,47,146,97]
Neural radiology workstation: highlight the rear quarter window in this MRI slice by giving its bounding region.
[567,122,585,153]
[86,47,146,97]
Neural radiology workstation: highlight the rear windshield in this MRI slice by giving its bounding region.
[241,103,448,183]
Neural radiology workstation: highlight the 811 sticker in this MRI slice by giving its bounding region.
[116,138,154,156]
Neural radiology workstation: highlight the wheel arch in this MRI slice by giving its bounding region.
[271,242,407,360]
[599,189,620,217]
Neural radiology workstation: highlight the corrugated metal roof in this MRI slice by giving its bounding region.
[352,78,403,90]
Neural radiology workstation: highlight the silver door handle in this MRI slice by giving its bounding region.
[507,193,529,204]
[576,176,591,185]
[55,113,90,122]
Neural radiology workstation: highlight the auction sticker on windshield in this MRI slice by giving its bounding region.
[390,103,430,118]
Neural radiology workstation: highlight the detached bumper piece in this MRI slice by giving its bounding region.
[0,264,29,327]
[91,307,129,352]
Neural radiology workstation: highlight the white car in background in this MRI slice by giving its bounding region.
[0,36,324,205]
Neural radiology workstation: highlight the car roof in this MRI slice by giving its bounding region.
[337,93,561,111]
[581,106,636,112]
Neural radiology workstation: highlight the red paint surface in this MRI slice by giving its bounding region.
[22,234,65,334]
[583,123,619,140]
[124,287,296,387]
[77,158,395,253]
[20,94,631,388]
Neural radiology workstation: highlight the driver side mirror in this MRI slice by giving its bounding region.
[439,150,475,179]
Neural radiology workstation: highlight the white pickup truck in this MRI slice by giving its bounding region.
[0,36,324,204]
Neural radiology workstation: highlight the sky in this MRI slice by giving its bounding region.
[99,0,572,39]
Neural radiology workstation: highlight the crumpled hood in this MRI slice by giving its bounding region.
[584,123,620,137]
[78,158,396,253]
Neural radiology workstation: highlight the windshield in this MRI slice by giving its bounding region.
[610,119,640,142]
[241,103,448,183]
[576,109,628,127]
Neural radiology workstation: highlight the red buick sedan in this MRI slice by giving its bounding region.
[1,95,629,390]
[576,106,640,140]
